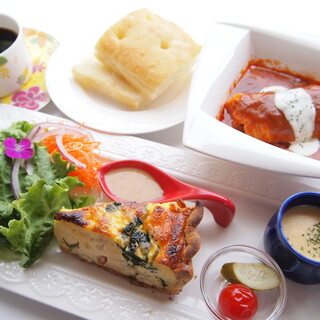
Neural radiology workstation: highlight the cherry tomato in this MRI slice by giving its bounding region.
[218,283,258,320]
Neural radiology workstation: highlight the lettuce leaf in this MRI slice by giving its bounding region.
[0,177,91,267]
[0,236,20,260]
[0,121,96,267]
[0,121,36,226]
[20,146,78,192]
[0,121,34,143]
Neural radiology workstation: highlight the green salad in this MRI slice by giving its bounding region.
[0,121,96,267]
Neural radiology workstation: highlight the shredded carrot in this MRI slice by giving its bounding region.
[41,134,108,191]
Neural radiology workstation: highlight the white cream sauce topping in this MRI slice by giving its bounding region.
[260,85,287,93]
[104,168,164,202]
[260,86,319,155]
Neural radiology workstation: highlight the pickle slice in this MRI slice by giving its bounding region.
[220,262,281,290]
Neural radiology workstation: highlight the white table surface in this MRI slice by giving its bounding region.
[1,1,320,319]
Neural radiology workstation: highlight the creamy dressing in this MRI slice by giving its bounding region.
[104,168,164,202]
[260,86,319,155]
[282,205,320,261]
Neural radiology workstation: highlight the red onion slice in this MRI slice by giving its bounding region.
[11,158,22,199]
[32,128,85,143]
[55,135,87,169]
[25,159,34,176]
[26,124,42,141]
[32,122,94,142]
[10,122,94,199]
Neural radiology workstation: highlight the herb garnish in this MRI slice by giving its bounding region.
[304,222,320,258]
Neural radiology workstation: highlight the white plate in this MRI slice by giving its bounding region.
[45,42,191,135]
[0,104,319,320]
[183,23,320,178]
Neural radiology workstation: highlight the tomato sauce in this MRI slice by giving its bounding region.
[229,65,311,96]
[218,61,320,124]
[217,60,320,158]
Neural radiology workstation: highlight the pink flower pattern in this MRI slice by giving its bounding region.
[33,63,46,73]
[11,86,48,110]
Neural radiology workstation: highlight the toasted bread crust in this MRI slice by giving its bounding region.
[95,8,201,100]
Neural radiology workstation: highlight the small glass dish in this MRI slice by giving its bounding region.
[200,245,287,320]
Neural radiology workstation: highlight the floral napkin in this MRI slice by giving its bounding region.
[0,28,59,110]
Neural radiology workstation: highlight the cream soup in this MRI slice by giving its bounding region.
[282,205,320,261]
[104,168,164,202]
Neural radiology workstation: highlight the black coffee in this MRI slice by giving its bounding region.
[0,28,17,53]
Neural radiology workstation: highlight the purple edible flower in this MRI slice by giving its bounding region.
[3,137,34,159]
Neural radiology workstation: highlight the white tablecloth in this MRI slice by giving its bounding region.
[1,1,320,319]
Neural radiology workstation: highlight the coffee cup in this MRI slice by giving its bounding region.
[0,13,32,97]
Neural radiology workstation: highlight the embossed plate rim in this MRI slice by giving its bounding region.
[0,104,319,320]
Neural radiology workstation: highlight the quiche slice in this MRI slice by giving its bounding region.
[53,200,204,294]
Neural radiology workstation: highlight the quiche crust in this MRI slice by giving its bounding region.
[54,200,203,294]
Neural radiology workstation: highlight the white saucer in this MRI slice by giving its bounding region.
[46,43,192,135]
